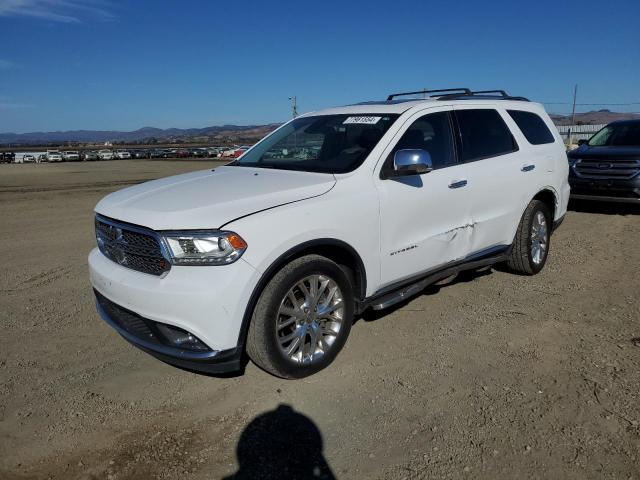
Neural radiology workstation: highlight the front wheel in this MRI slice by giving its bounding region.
[247,254,354,378]
[506,199,551,275]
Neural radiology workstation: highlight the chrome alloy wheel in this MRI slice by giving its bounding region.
[276,274,345,364]
[531,211,548,265]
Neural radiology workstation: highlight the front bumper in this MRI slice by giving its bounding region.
[89,247,260,371]
[95,290,242,373]
[568,174,640,203]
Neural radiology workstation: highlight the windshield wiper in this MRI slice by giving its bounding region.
[233,162,310,171]
[232,162,280,169]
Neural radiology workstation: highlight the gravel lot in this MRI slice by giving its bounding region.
[1,160,639,480]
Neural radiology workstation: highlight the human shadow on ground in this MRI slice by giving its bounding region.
[223,404,336,480]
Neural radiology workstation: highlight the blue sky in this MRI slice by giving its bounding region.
[1,0,639,133]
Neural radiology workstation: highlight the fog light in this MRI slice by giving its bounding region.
[155,323,210,352]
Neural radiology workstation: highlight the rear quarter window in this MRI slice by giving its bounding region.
[507,110,555,145]
[455,109,518,162]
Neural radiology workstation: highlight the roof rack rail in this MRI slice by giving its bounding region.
[387,88,471,101]
[437,89,530,102]
[386,88,529,102]
[473,90,508,96]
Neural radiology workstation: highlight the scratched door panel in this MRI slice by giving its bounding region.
[376,165,472,288]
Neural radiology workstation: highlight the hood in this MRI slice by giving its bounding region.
[568,145,640,159]
[95,166,336,230]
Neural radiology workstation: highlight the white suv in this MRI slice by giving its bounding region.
[98,149,114,160]
[89,88,570,378]
[114,149,131,159]
[62,150,80,161]
[46,150,63,162]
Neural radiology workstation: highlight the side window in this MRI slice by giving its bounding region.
[388,111,456,170]
[507,110,555,145]
[455,109,518,162]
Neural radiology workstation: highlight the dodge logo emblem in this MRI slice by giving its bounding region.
[105,226,127,264]
[113,244,126,264]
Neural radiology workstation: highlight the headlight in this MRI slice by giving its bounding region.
[161,231,247,266]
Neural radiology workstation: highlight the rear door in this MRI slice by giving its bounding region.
[375,108,473,288]
[504,107,560,183]
[452,106,526,254]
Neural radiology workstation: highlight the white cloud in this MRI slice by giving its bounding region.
[0,96,34,109]
[0,102,34,109]
[0,0,115,23]
[0,59,16,69]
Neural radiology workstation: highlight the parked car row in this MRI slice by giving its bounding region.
[1,145,254,164]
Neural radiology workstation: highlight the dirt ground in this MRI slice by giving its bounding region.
[1,160,639,480]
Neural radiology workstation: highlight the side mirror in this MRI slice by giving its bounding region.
[392,149,433,176]
[577,139,588,146]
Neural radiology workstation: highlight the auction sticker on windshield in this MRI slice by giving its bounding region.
[343,116,381,124]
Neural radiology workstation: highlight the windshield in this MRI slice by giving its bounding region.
[588,122,640,147]
[231,114,399,173]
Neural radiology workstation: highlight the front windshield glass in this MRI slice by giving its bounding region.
[231,114,399,173]
[588,122,640,147]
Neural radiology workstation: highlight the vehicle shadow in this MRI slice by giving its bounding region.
[172,363,247,379]
[222,404,336,480]
[359,267,494,322]
[568,199,639,215]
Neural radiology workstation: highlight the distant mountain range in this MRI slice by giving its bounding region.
[549,109,640,126]
[1,110,639,146]
[0,124,281,146]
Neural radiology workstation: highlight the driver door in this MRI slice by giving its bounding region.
[375,109,473,288]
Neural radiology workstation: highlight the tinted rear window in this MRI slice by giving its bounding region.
[455,109,518,162]
[507,110,555,145]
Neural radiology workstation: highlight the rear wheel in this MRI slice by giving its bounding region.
[247,254,354,378]
[506,200,551,275]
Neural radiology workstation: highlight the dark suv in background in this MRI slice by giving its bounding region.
[1,152,15,163]
[567,119,640,203]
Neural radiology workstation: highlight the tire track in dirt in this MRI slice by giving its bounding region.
[0,179,151,194]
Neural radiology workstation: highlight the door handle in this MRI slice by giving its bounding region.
[448,179,468,189]
[521,164,535,172]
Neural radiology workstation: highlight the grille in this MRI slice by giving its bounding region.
[573,158,640,180]
[95,290,212,352]
[95,216,170,276]
[95,291,162,346]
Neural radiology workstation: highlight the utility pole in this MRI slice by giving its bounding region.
[569,84,578,147]
[289,96,298,119]
[571,84,578,124]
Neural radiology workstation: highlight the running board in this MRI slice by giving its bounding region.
[364,252,508,312]
[371,280,429,310]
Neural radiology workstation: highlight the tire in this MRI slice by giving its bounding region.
[506,199,551,275]
[247,254,354,379]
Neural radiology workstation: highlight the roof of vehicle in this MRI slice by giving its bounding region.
[305,88,541,117]
[309,98,542,117]
[606,118,640,126]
